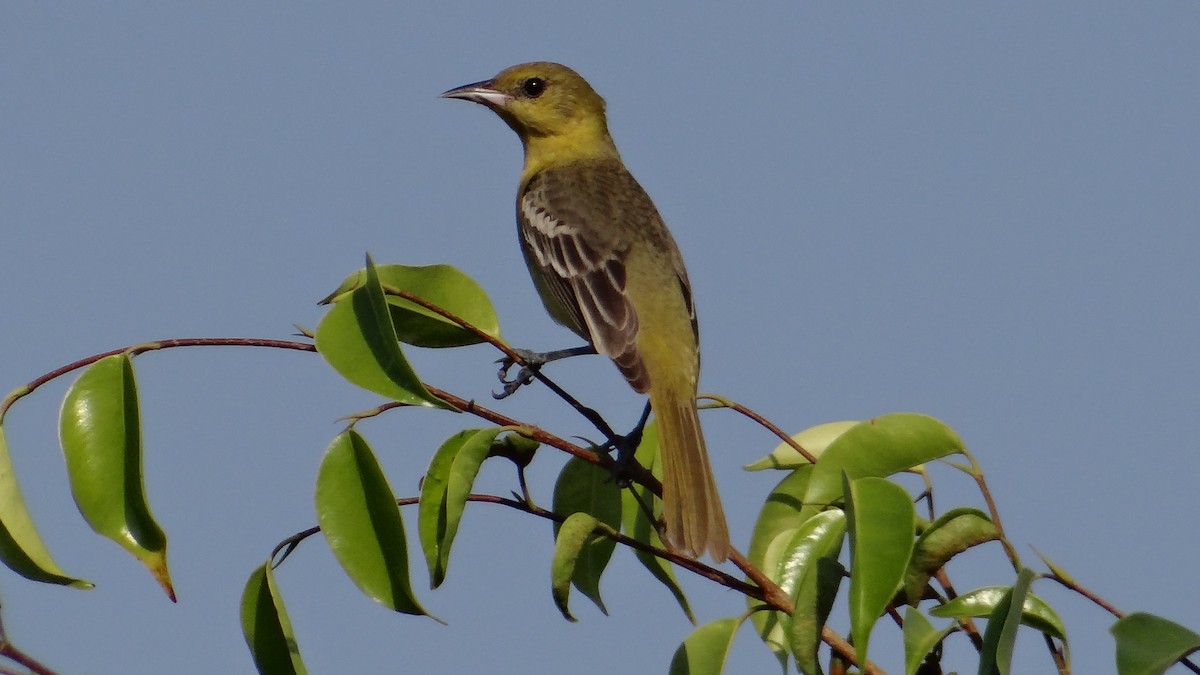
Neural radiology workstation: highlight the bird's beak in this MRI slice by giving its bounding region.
[439,79,511,109]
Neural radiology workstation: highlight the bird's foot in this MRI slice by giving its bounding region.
[493,349,544,399]
[602,433,643,488]
[601,403,651,486]
[492,345,598,399]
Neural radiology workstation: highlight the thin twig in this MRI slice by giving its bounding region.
[383,287,618,440]
[935,568,983,649]
[270,493,758,597]
[271,525,321,566]
[960,450,1022,571]
[917,469,936,521]
[481,494,763,595]
[0,337,315,422]
[698,394,818,464]
[0,605,58,675]
[426,387,660,491]
[1044,573,1123,620]
[516,466,534,506]
[1042,633,1069,675]
[267,489,879,673]
[0,644,56,674]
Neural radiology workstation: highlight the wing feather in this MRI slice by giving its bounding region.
[519,170,649,391]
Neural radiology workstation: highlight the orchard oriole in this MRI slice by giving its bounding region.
[442,62,730,561]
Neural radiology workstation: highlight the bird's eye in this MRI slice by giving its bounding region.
[521,77,546,98]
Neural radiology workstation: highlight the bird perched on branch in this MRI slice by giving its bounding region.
[442,62,730,562]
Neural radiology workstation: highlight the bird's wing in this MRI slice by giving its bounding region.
[519,170,649,391]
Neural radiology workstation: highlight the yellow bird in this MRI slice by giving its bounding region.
[442,62,730,561]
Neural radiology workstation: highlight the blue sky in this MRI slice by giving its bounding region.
[2,3,1197,673]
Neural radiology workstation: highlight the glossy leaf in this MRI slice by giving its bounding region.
[669,616,742,675]
[417,427,508,588]
[553,456,622,615]
[790,557,845,675]
[746,466,814,670]
[800,413,964,522]
[744,420,859,471]
[59,353,173,599]
[845,475,915,667]
[903,607,955,675]
[1111,612,1200,675]
[904,508,998,604]
[620,423,694,623]
[315,430,432,618]
[321,263,500,348]
[314,255,450,408]
[0,427,90,587]
[241,562,307,675]
[978,568,1035,675]
[551,513,616,622]
[931,585,1066,641]
[775,510,847,599]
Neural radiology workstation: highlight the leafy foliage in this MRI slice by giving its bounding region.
[0,261,1194,675]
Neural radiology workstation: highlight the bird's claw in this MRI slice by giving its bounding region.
[600,433,640,488]
[492,352,541,400]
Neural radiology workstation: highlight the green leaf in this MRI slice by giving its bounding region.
[669,616,742,675]
[902,607,955,675]
[314,255,450,408]
[978,568,1035,675]
[800,413,964,522]
[845,475,915,667]
[0,426,90,587]
[550,512,616,622]
[321,263,501,348]
[315,430,433,618]
[903,508,998,604]
[59,353,173,599]
[240,562,307,675]
[775,510,847,599]
[487,431,539,469]
[744,420,859,471]
[931,585,1066,641]
[417,428,509,588]
[1111,612,1200,675]
[746,466,814,671]
[553,456,622,615]
[747,468,814,571]
[790,557,845,675]
[620,422,694,623]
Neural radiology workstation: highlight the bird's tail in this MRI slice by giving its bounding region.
[651,386,730,562]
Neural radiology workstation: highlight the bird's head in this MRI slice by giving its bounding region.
[441,62,612,145]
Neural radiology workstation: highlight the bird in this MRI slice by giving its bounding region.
[441,62,730,562]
